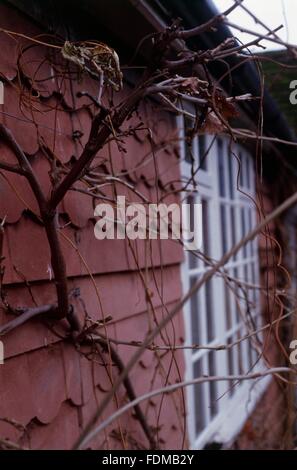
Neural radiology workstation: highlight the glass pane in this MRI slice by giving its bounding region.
[246,264,254,307]
[248,209,253,256]
[239,152,244,187]
[245,155,250,188]
[248,338,254,370]
[184,117,194,164]
[237,331,243,375]
[228,151,234,199]
[220,205,227,254]
[252,337,258,363]
[199,135,207,170]
[208,352,218,418]
[251,263,257,303]
[230,206,237,260]
[187,195,198,269]
[185,141,194,164]
[233,267,240,323]
[244,264,249,284]
[206,280,214,342]
[227,338,235,396]
[190,277,201,347]
[188,251,198,270]
[202,199,210,260]
[193,360,206,434]
[231,334,239,380]
[225,283,232,330]
[241,207,247,257]
[218,139,226,197]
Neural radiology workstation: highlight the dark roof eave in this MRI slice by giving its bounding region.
[147,0,295,146]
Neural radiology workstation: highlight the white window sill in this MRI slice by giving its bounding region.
[190,370,271,449]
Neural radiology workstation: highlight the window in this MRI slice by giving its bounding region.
[178,116,269,449]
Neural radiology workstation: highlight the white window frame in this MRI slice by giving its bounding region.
[178,115,270,449]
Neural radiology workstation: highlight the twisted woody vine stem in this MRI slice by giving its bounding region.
[0,1,246,328]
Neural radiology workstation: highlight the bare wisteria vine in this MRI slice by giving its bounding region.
[0,0,297,450]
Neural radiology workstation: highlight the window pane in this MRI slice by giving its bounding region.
[251,336,259,363]
[190,277,201,347]
[188,251,198,270]
[199,135,207,170]
[228,152,234,199]
[230,206,237,260]
[193,360,206,434]
[244,264,249,284]
[251,262,257,303]
[231,334,240,383]
[241,208,247,257]
[233,267,240,323]
[208,351,218,418]
[187,195,198,269]
[202,199,210,261]
[225,283,232,330]
[248,209,253,256]
[239,152,244,186]
[248,338,254,370]
[237,331,244,376]
[227,338,235,396]
[185,141,194,164]
[218,139,226,197]
[184,117,194,164]
[206,280,215,342]
[245,155,250,188]
[220,205,227,254]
